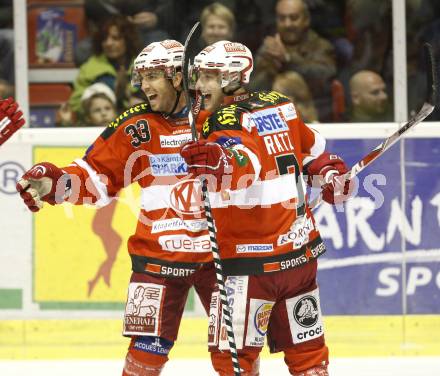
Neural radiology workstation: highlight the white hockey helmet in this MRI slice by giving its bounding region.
[191,40,253,89]
[131,40,184,88]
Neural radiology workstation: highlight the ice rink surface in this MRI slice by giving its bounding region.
[1,357,440,376]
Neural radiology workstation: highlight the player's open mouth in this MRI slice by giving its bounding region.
[147,94,158,102]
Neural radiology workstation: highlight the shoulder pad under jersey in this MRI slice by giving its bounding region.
[202,104,246,138]
[101,102,152,140]
[246,90,291,109]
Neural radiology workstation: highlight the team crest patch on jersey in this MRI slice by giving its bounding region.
[148,153,187,176]
[245,299,274,347]
[123,283,165,336]
[286,287,324,344]
[169,178,204,215]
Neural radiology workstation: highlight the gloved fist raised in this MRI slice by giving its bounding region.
[307,152,353,205]
[180,140,231,179]
[0,97,25,147]
[16,162,71,212]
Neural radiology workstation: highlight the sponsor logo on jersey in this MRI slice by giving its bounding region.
[258,91,288,104]
[158,234,211,252]
[123,283,164,336]
[294,296,319,327]
[170,179,204,215]
[216,105,239,126]
[286,288,324,344]
[219,276,248,350]
[151,218,208,233]
[236,244,274,253]
[133,336,173,355]
[277,216,314,247]
[208,292,221,346]
[252,107,289,136]
[149,153,187,176]
[144,263,197,277]
[245,299,274,347]
[108,103,149,129]
[280,102,297,121]
[254,302,273,335]
[215,136,242,148]
[159,133,192,148]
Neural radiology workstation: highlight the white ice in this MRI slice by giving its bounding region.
[0,357,439,376]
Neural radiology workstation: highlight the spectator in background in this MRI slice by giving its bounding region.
[116,0,172,44]
[69,15,140,118]
[344,0,392,86]
[272,71,319,122]
[348,70,392,122]
[127,89,146,107]
[0,78,13,99]
[81,83,117,127]
[57,82,117,127]
[222,0,276,54]
[200,2,235,47]
[250,0,336,121]
[0,0,14,85]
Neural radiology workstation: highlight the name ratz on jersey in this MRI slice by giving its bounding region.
[201,91,327,276]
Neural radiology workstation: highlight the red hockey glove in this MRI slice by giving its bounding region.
[0,97,25,147]
[180,140,230,179]
[16,162,71,212]
[307,152,353,205]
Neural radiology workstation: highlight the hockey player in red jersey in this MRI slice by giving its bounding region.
[16,40,216,376]
[180,40,353,376]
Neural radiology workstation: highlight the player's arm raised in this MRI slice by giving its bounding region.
[16,114,144,212]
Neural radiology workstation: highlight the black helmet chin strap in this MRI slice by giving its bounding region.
[164,78,182,116]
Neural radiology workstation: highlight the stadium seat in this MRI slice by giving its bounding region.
[331,79,346,122]
[29,84,72,127]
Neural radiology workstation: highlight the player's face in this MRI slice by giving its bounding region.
[195,70,224,112]
[202,15,233,45]
[102,25,127,61]
[140,69,177,113]
[87,97,117,127]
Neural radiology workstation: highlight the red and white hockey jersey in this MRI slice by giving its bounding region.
[62,103,213,277]
[201,91,327,276]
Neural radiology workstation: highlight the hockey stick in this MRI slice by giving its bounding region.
[310,42,437,208]
[182,22,242,376]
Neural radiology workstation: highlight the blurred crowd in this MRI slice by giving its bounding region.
[2,0,440,126]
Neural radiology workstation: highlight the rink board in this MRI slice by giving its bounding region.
[0,315,439,359]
